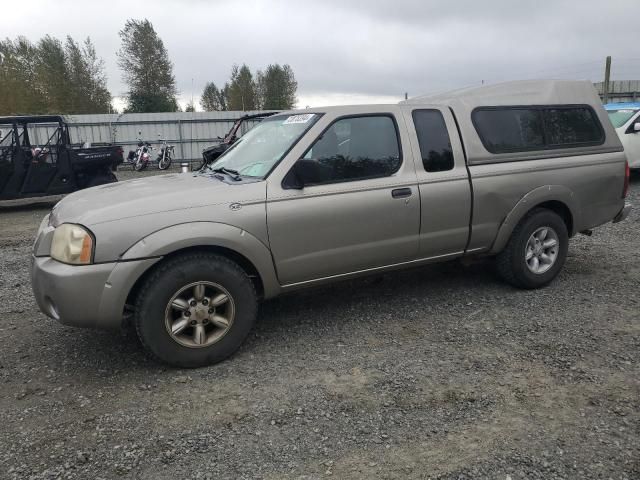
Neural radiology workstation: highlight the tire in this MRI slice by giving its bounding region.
[134,159,147,171]
[86,172,117,188]
[496,208,568,289]
[158,153,172,170]
[134,252,258,368]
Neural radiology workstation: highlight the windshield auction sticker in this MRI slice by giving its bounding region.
[283,114,315,125]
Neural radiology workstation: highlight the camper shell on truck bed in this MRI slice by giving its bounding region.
[31,79,630,368]
[399,79,628,254]
[403,79,621,164]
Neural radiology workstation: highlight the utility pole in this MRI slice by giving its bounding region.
[603,56,611,104]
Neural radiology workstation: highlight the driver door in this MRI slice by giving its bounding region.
[266,111,420,286]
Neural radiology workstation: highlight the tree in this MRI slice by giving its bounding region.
[0,37,43,114]
[200,81,227,111]
[35,35,70,113]
[117,18,178,113]
[65,37,111,113]
[256,64,297,109]
[227,64,257,111]
[0,35,111,115]
[184,100,196,112]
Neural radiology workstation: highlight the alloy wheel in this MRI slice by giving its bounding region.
[164,281,235,348]
[524,226,559,274]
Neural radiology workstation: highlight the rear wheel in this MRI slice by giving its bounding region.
[496,208,568,289]
[134,253,258,368]
[86,171,117,188]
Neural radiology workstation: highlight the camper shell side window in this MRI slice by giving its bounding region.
[471,105,605,154]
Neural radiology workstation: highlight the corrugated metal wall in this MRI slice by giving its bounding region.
[25,110,275,165]
[594,80,640,103]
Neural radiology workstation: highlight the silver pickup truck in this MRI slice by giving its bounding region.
[31,80,631,367]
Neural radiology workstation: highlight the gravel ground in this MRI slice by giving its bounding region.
[0,171,638,479]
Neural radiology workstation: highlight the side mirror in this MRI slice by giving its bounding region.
[634,122,640,132]
[283,159,332,189]
[282,161,305,190]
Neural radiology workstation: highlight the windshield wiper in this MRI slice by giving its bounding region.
[212,167,242,181]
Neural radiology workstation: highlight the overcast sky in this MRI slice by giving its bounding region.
[4,0,640,110]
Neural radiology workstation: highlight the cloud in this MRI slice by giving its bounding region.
[3,0,639,108]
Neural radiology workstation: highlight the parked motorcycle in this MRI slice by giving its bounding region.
[127,132,153,172]
[156,136,175,170]
[127,132,153,171]
[132,141,153,171]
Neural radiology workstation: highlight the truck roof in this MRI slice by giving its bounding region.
[400,79,601,108]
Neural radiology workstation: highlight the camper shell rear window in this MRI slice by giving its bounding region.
[472,105,605,154]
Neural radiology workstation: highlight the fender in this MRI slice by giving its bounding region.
[489,185,581,254]
[121,221,281,298]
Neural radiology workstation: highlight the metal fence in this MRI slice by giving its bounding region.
[24,110,274,167]
[594,80,640,103]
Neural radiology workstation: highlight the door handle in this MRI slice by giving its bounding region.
[391,187,412,199]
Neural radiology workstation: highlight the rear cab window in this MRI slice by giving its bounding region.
[411,109,455,172]
[472,105,604,154]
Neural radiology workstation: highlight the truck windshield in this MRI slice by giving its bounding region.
[205,113,320,178]
[607,109,638,128]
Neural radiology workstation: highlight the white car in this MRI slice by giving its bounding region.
[605,103,640,170]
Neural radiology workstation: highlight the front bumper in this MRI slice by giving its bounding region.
[613,203,632,223]
[31,255,160,330]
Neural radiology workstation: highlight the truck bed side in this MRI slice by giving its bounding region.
[467,152,626,253]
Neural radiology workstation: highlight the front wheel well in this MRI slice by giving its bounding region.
[124,245,265,311]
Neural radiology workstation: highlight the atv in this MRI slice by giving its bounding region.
[0,115,123,202]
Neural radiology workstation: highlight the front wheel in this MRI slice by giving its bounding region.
[496,208,568,289]
[158,153,172,170]
[134,253,258,368]
[134,158,147,171]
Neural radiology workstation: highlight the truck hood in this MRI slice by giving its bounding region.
[50,173,261,226]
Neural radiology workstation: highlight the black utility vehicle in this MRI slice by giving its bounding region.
[0,115,123,201]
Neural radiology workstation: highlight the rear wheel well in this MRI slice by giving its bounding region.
[125,246,265,311]
[535,200,574,236]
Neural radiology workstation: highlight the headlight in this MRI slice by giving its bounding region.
[50,224,94,265]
